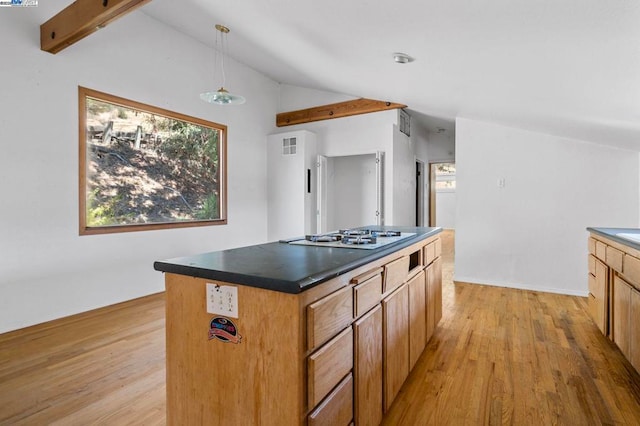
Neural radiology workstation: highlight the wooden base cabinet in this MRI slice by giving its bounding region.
[426,261,440,342]
[613,276,631,358]
[588,255,608,334]
[354,305,383,426]
[613,275,640,372]
[631,289,640,372]
[164,233,443,425]
[408,271,427,370]
[382,284,410,412]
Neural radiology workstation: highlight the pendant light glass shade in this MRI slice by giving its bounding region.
[200,25,245,105]
[200,88,245,105]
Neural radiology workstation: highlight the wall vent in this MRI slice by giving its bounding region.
[282,137,297,155]
[399,109,411,137]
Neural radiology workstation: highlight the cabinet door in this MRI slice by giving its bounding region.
[590,258,608,334]
[630,288,640,373]
[382,284,409,412]
[425,263,435,342]
[353,305,383,426]
[408,270,426,370]
[433,257,443,327]
[613,276,631,359]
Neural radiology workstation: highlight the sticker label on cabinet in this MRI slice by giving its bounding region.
[208,316,242,344]
[206,283,238,318]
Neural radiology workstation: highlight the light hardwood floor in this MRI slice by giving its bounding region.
[1,230,640,425]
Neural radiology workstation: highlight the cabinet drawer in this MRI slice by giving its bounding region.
[588,237,596,255]
[595,241,607,262]
[435,238,442,258]
[588,254,596,276]
[308,373,353,426]
[425,242,436,265]
[308,327,353,409]
[384,256,409,293]
[308,286,353,350]
[353,274,382,318]
[606,246,623,273]
[624,254,640,286]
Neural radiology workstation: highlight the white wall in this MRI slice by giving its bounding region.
[392,125,416,226]
[0,4,278,333]
[427,131,456,163]
[436,190,456,229]
[455,118,639,296]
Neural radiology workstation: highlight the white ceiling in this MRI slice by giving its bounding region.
[141,0,640,149]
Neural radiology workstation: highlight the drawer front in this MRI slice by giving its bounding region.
[595,241,607,262]
[384,256,409,293]
[425,242,436,265]
[308,327,354,409]
[606,246,623,273]
[588,237,596,255]
[624,254,640,287]
[353,274,382,318]
[308,373,353,426]
[435,238,442,258]
[588,254,596,276]
[308,286,353,350]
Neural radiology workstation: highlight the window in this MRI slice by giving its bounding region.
[435,163,456,190]
[79,87,227,235]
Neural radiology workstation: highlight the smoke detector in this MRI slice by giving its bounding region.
[393,52,414,64]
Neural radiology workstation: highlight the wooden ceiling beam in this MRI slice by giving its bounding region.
[276,98,407,127]
[41,0,151,54]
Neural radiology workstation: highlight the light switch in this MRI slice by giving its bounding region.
[497,178,506,188]
[207,283,239,318]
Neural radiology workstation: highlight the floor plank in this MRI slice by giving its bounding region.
[1,230,640,424]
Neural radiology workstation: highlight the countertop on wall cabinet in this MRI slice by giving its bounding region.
[587,227,640,252]
[154,226,442,294]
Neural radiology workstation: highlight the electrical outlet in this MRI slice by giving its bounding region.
[206,283,238,318]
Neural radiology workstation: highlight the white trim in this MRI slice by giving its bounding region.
[452,275,588,297]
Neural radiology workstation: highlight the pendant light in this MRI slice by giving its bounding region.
[200,24,246,105]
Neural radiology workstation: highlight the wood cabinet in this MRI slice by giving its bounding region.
[631,289,640,372]
[612,274,640,373]
[353,305,383,426]
[433,257,443,326]
[613,275,631,358]
[382,283,410,412]
[164,232,443,425]
[307,286,353,351]
[308,327,353,408]
[591,231,640,375]
[408,270,426,370]
[308,373,353,426]
[588,255,608,334]
[425,262,436,341]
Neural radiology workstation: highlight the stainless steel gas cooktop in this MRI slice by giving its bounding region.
[285,229,416,250]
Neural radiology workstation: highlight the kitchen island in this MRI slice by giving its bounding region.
[587,227,640,374]
[155,226,443,425]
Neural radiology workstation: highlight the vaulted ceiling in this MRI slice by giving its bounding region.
[139,0,639,149]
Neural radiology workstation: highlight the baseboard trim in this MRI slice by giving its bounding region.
[452,276,588,298]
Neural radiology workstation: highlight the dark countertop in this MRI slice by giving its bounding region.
[587,227,640,252]
[154,226,442,294]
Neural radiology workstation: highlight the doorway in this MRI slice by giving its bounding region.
[429,162,456,228]
[316,153,384,233]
